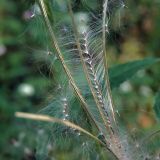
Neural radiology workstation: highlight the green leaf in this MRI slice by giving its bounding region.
[109,57,160,89]
[154,91,160,120]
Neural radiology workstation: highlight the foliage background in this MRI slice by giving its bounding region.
[0,0,159,159]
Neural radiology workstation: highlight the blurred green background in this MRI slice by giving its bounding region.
[0,0,159,159]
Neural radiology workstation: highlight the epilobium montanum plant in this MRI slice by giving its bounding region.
[16,0,160,159]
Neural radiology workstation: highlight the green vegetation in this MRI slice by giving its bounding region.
[0,0,160,159]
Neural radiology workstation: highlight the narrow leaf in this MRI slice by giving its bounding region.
[15,112,102,144]
[15,112,119,159]
[109,57,159,89]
